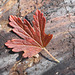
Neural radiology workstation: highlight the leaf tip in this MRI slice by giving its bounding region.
[5,40,10,45]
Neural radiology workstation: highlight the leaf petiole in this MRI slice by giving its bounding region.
[43,48,60,63]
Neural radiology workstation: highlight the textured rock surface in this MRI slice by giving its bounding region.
[0,0,75,75]
[20,0,43,16]
[0,0,19,21]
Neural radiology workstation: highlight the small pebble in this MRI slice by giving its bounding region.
[56,72,59,75]
[28,62,33,67]
[33,54,39,58]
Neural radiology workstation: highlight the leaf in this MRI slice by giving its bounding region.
[5,10,59,63]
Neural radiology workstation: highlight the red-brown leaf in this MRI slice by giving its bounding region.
[5,10,53,58]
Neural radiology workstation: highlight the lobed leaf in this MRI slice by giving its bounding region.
[5,10,53,58]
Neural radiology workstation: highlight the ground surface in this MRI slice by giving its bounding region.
[0,0,75,75]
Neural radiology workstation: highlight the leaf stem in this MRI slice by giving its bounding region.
[43,48,60,63]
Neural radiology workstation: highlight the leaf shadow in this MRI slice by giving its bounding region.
[10,31,23,39]
[8,50,16,54]
[16,51,28,61]
[39,53,58,63]
[25,15,33,26]
[8,50,28,61]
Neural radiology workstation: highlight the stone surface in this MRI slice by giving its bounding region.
[0,0,75,75]
[19,0,50,16]
[0,0,18,21]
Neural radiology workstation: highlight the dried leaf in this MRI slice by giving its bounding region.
[5,10,59,62]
